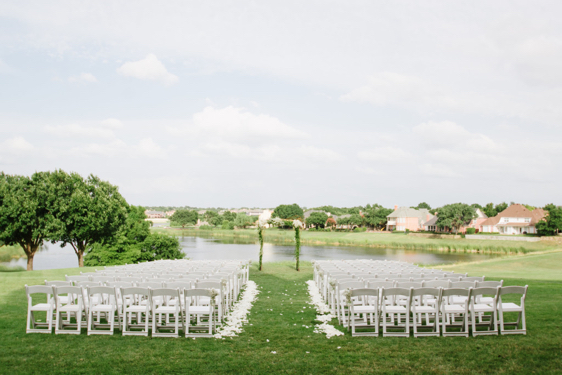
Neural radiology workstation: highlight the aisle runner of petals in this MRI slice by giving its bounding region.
[306,280,344,339]
[214,280,260,338]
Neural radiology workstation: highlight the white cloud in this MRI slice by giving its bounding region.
[357,147,410,162]
[117,54,178,85]
[340,72,457,110]
[169,105,307,142]
[413,121,499,153]
[45,123,115,139]
[420,163,462,178]
[100,118,123,128]
[196,140,340,164]
[0,59,12,74]
[68,72,97,83]
[0,137,34,153]
[295,145,342,163]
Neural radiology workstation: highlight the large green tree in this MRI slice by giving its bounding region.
[85,205,182,266]
[169,209,198,228]
[272,204,304,220]
[0,172,56,270]
[305,212,329,228]
[50,172,128,267]
[536,204,562,236]
[413,202,431,210]
[483,203,497,218]
[435,203,477,234]
[363,205,393,229]
[234,213,256,228]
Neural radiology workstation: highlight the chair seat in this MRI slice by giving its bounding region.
[442,305,466,314]
[30,303,53,311]
[451,297,468,304]
[187,306,212,314]
[59,305,82,313]
[500,303,523,312]
[385,306,407,313]
[479,297,494,304]
[125,306,149,313]
[154,306,179,314]
[473,303,495,312]
[353,306,377,313]
[412,306,437,313]
[91,304,115,312]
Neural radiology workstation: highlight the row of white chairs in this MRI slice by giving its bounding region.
[331,279,502,322]
[25,285,219,337]
[343,285,527,337]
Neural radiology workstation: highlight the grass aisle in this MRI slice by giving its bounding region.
[1,258,562,374]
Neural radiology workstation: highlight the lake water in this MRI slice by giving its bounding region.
[2,236,500,270]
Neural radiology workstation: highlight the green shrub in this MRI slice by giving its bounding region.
[199,225,213,230]
[465,228,476,234]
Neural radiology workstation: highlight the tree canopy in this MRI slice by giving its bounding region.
[412,202,431,210]
[169,209,198,228]
[234,213,256,228]
[85,205,182,266]
[272,204,303,220]
[0,172,55,270]
[305,212,329,228]
[49,172,128,267]
[435,203,477,234]
[536,204,562,236]
[363,206,393,229]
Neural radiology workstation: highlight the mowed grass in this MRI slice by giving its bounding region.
[0,256,561,374]
[160,227,558,255]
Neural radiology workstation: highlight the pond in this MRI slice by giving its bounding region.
[2,236,501,270]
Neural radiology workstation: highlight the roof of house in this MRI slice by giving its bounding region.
[388,207,431,219]
[332,214,351,220]
[387,207,433,226]
[479,204,546,226]
[423,216,438,226]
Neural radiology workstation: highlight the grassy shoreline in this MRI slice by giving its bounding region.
[155,227,559,255]
[1,253,561,374]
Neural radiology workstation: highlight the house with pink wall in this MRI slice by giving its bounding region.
[386,206,434,232]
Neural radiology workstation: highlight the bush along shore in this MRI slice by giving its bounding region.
[154,228,558,255]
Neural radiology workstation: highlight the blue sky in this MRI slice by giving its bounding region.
[1,1,561,208]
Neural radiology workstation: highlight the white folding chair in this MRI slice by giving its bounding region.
[121,287,151,336]
[470,287,499,336]
[25,285,55,333]
[53,286,84,335]
[380,287,412,337]
[441,288,472,337]
[196,281,224,325]
[151,288,182,338]
[411,287,441,337]
[498,285,528,335]
[184,288,215,337]
[349,288,379,337]
[87,286,120,335]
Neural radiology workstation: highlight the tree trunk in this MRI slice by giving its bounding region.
[26,252,34,271]
[19,241,39,271]
[258,227,264,271]
[73,242,86,267]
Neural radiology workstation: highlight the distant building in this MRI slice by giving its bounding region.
[479,204,546,234]
[145,210,166,218]
[386,206,433,232]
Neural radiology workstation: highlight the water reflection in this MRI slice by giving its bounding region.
[2,236,500,271]
[180,236,500,265]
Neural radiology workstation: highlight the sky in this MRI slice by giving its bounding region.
[1,1,561,209]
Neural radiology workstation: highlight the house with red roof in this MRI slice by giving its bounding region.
[479,204,546,235]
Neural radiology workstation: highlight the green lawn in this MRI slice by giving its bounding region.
[1,254,561,374]
[156,227,559,255]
